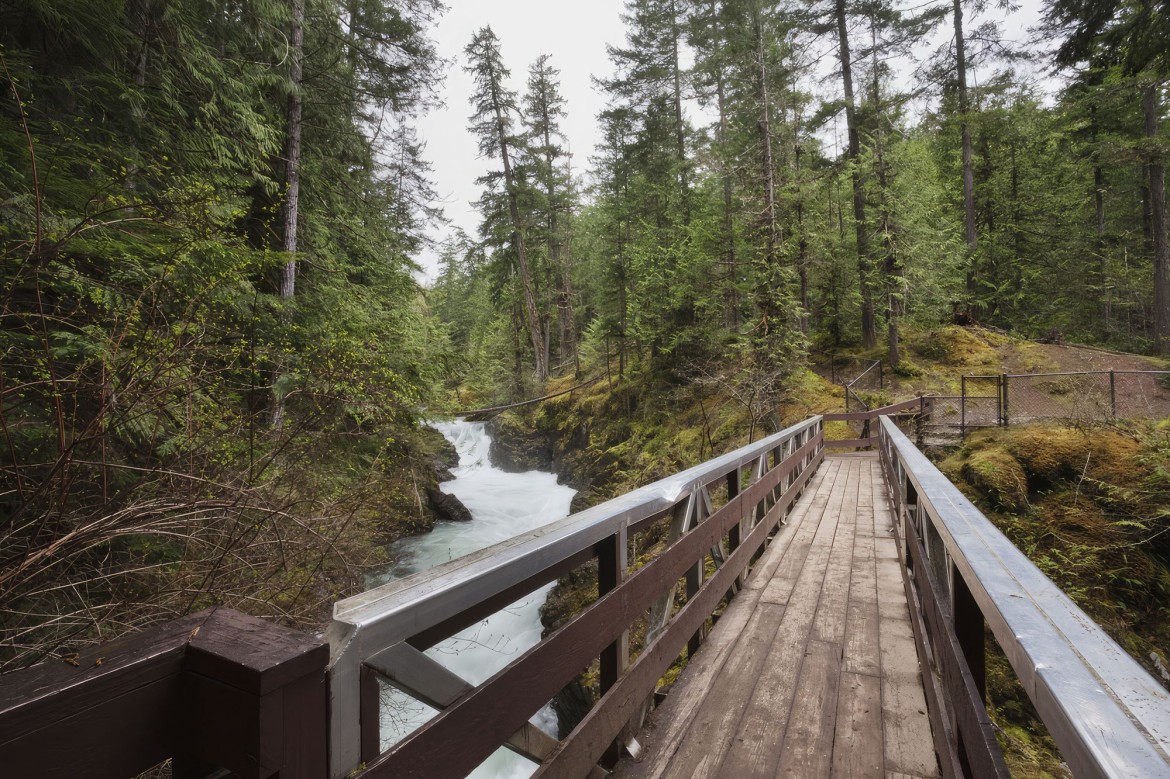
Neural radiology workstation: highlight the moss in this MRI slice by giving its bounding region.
[961,448,1029,510]
[1002,427,1092,483]
[912,325,1000,367]
[986,634,1067,778]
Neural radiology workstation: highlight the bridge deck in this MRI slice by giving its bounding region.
[614,453,939,779]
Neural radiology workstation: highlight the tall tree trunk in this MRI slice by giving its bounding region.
[793,72,809,332]
[871,18,900,368]
[489,74,548,380]
[834,0,875,347]
[542,122,577,369]
[670,0,690,223]
[954,0,979,319]
[1146,84,1170,353]
[271,0,303,432]
[1094,161,1112,325]
[717,63,739,330]
[954,0,977,260]
[755,8,778,282]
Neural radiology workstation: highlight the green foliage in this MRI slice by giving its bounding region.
[0,0,451,663]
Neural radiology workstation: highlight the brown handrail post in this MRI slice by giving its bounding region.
[598,526,630,766]
[0,608,328,779]
[952,567,986,702]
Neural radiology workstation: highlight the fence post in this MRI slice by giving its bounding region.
[1110,369,1117,419]
[880,361,885,390]
[1000,373,1008,427]
[961,376,967,437]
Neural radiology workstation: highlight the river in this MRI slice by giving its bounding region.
[374,419,576,777]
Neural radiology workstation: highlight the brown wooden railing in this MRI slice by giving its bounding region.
[824,396,926,448]
[877,415,1170,778]
[0,608,328,778]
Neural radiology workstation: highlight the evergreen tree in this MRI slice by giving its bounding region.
[465,27,549,379]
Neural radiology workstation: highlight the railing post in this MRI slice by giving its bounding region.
[598,523,630,765]
[727,467,745,590]
[951,564,986,702]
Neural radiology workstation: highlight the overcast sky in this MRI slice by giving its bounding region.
[412,0,1050,283]
[414,0,628,280]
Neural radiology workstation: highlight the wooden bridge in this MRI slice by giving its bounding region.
[3,406,1170,778]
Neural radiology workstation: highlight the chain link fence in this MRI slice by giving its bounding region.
[1004,371,1170,425]
[919,371,1170,440]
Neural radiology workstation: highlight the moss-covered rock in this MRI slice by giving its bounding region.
[487,411,555,472]
[961,448,1029,510]
[1002,427,1092,484]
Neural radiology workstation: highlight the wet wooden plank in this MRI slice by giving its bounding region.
[812,458,861,645]
[774,639,843,778]
[630,464,844,779]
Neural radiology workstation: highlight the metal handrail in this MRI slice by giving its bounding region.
[327,415,825,777]
[877,415,1170,778]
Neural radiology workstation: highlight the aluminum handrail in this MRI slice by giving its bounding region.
[878,415,1170,778]
[326,415,823,777]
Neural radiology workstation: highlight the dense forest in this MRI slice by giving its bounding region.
[435,0,1170,404]
[2,0,1168,679]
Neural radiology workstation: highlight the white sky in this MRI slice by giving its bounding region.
[414,0,628,280]
[412,0,1051,283]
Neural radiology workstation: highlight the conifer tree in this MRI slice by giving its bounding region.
[465,27,549,379]
[524,55,579,369]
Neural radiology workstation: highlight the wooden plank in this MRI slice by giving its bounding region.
[534,457,824,778]
[716,460,854,776]
[825,437,878,449]
[774,639,843,778]
[811,458,861,645]
[831,671,884,778]
[611,455,943,779]
[743,459,841,599]
[655,460,847,776]
[758,458,850,607]
[617,467,836,779]
[876,548,940,779]
[0,612,202,744]
[641,603,786,779]
[843,525,880,677]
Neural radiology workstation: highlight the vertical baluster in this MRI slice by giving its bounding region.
[598,524,630,765]
[360,664,381,765]
[686,488,705,657]
[951,564,986,701]
[727,467,744,590]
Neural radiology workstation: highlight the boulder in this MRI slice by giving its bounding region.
[426,487,473,523]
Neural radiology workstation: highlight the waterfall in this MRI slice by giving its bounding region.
[375,419,576,777]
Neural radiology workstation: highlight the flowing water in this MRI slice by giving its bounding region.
[375,419,576,778]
